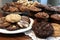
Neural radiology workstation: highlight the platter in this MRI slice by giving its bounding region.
[0,18,34,34]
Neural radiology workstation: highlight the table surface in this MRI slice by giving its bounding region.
[0,33,30,40]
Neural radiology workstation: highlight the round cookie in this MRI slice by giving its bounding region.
[32,20,54,38]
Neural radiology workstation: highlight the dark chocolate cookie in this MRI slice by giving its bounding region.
[32,20,54,38]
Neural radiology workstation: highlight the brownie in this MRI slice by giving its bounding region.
[32,20,54,38]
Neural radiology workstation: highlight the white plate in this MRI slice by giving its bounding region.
[0,18,34,34]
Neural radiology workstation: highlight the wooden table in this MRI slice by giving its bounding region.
[0,33,30,40]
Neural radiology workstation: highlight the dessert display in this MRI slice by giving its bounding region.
[0,0,60,40]
[32,20,54,38]
[0,14,30,31]
[1,1,41,13]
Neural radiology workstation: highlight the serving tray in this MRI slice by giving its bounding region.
[0,18,34,34]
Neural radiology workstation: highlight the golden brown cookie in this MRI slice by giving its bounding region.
[51,23,60,37]
[5,14,21,23]
[35,12,49,19]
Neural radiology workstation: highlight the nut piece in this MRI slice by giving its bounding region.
[5,14,21,23]
[32,21,54,38]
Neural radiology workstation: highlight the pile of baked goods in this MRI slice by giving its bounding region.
[0,0,60,39]
[0,14,30,31]
[30,2,60,38]
[1,1,41,13]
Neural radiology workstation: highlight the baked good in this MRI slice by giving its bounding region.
[6,24,19,31]
[21,16,30,23]
[35,12,49,19]
[5,14,21,23]
[51,6,60,13]
[8,6,19,12]
[0,15,30,30]
[17,0,28,3]
[28,5,41,12]
[1,4,9,12]
[32,1,40,7]
[0,17,10,28]
[17,16,30,28]
[51,14,60,21]
[36,4,56,12]
[1,2,22,12]
[32,20,54,38]
[51,23,60,37]
[1,1,41,12]
[19,5,29,12]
